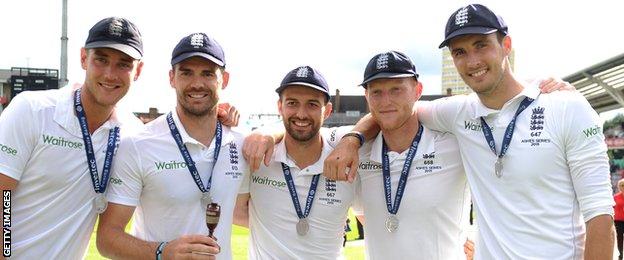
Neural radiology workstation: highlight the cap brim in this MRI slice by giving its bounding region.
[171,52,225,67]
[360,72,417,87]
[438,27,498,48]
[276,82,330,99]
[85,41,142,59]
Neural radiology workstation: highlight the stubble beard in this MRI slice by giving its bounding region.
[178,91,218,118]
[284,118,319,142]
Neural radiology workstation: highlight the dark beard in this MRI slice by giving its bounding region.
[284,119,318,142]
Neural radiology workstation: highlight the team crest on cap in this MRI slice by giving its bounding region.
[190,33,204,49]
[295,66,309,78]
[108,18,124,37]
[376,53,389,69]
[455,6,469,27]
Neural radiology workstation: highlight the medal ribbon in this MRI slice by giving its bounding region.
[479,97,534,163]
[167,112,221,194]
[74,89,119,194]
[382,123,423,215]
[281,163,320,219]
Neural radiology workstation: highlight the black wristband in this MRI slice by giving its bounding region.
[156,241,168,260]
[342,131,364,147]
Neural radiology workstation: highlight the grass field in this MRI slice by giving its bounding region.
[85,211,365,259]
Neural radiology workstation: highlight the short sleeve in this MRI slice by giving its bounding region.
[106,135,144,206]
[417,96,465,134]
[0,94,39,180]
[321,126,354,148]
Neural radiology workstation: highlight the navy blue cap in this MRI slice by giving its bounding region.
[276,66,330,100]
[439,4,508,48]
[171,33,225,67]
[85,17,143,59]
[360,51,418,87]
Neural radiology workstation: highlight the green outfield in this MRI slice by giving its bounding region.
[85,211,365,259]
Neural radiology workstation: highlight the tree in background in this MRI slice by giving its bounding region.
[604,114,624,194]
[604,113,624,136]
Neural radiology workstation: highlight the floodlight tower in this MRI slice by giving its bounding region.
[59,0,68,88]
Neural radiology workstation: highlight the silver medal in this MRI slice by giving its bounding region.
[494,158,503,178]
[94,193,108,214]
[201,192,212,206]
[296,218,309,236]
[385,214,399,233]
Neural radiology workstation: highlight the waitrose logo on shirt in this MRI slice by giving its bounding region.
[582,125,601,138]
[155,160,188,170]
[0,143,17,156]
[42,135,83,149]
[251,175,286,188]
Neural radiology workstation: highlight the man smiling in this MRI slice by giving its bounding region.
[324,4,615,260]
[97,33,247,260]
[0,17,145,259]
[234,66,356,259]
[422,5,614,259]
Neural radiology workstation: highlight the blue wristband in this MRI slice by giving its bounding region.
[156,241,168,260]
[342,131,365,147]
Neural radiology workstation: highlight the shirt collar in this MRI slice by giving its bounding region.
[369,125,436,163]
[470,81,540,119]
[170,110,234,149]
[53,86,121,138]
[274,136,332,176]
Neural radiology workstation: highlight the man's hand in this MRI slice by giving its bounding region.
[243,132,276,173]
[163,235,220,260]
[217,103,240,127]
[323,136,361,182]
[464,238,475,260]
[539,77,576,93]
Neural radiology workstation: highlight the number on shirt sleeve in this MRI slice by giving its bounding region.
[322,126,353,148]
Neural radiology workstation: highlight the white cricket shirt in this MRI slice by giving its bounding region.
[107,111,248,260]
[419,84,614,259]
[0,87,143,259]
[353,126,470,260]
[240,134,356,260]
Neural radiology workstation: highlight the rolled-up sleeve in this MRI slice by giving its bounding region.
[564,93,614,221]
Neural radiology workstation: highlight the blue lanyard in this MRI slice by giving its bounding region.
[281,163,320,219]
[73,89,119,194]
[382,123,423,215]
[480,97,534,160]
[167,112,222,193]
